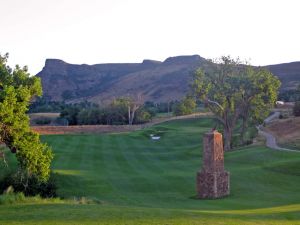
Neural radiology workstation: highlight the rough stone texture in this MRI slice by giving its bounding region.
[196,131,230,199]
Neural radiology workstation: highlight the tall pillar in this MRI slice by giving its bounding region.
[196,131,230,199]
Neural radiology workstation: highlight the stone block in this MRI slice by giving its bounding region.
[196,170,230,199]
[196,131,230,199]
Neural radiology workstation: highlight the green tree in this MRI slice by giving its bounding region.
[238,66,280,144]
[106,98,128,125]
[191,56,280,151]
[60,105,80,125]
[173,97,196,116]
[0,53,53,181]
[134,108,152,123]
[108,96,143,125]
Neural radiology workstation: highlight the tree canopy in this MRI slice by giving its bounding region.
[191,56,281,150]
[0,53,53,181]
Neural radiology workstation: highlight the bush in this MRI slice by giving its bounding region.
[0,171,57,198]
[0,192,26,205]
[35,118,52,125]
[293,101,300,117]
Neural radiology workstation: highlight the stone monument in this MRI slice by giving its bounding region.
[196,131,230,199]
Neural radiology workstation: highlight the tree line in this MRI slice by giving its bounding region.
[30,97,200,125]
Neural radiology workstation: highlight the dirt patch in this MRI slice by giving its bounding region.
[264,116,300,149]
[31,125,142,135]
[31,112,211,135]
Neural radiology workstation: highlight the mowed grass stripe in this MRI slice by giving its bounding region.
[134,127,199,201]
[101,134,142,205]
[45,135,74,169]
[116,134,165,203]
[155,131,200,201]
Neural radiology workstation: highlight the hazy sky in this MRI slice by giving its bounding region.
[1,0,300,74]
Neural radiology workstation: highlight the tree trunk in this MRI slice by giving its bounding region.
[223,125,233,151]
[128,105,139,125]
[130,110,135,125]
[240,116,248,145]
[128,106,131,125]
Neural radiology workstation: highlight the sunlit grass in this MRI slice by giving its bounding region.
[0,117,299,224]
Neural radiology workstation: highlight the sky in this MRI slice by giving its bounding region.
[1,0,300,75]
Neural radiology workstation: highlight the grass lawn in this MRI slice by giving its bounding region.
[0,118,300,224]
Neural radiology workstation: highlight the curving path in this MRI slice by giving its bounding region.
[257,112,299,152]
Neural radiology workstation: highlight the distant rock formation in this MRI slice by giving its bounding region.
[36,55,300,104]
[37,55,209,103]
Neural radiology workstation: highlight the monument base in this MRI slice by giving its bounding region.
[196,170,230,199]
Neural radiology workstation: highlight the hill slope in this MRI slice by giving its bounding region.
[267,61,300,90]
[37,56,300,104]
[37,55,208,103]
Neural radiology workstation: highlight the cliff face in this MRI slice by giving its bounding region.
[37,55,208,103]
[37,55,300,104]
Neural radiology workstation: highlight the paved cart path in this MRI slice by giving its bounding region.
[257,112,299,152]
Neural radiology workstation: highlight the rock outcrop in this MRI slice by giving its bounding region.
[36,55,300,104]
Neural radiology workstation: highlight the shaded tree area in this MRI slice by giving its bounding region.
[29,96,66,113]
[278,85,300,102]
[289,85,300,117]
[58,97,155,126]
[293,101,300,117]
[31,97,185,125]
[191,56,281,151]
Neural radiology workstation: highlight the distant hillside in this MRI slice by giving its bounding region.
[267,62,300,90]
[37,55,209,103]
[37,55,300,104]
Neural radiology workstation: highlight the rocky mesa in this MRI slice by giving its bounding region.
[37,55,300,104]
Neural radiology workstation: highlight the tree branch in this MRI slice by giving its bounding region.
[206,99,224,111]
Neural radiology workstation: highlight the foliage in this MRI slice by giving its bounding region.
[0,171,57,198]
[29,96,66,113]
[278,89,300,102]
[0,53,53,181]
[293,101,300,116]
[134,107,152,123]
[172,97,196,116]
[0,192,26,204]
[59,98,154,125]
[35,118,52,125]
[191,56,281,150]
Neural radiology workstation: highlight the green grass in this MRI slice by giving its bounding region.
[281,140,300,151]
[0,118,300,224]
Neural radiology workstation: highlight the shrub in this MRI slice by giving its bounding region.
[0,192,26,205]
[293,101,300,117]
[0,171,57,198]
[35,118,52,125]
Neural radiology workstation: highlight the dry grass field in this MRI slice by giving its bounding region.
[30,112,211,135]
[265,116,300,150]
[31,124,141,135]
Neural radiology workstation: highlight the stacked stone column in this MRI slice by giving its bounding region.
[196,131,230,199]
